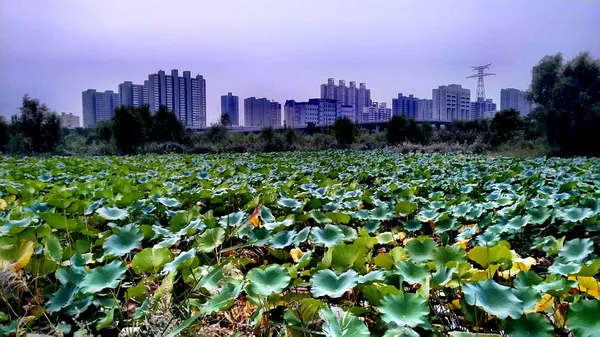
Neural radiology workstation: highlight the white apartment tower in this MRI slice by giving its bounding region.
[432,84,471,121]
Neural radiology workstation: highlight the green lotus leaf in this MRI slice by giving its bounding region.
[320,306,370,337]
[369,207,394,220]
[247,264,290,297]
[558,238,593,263]
[46,283,78,312]
[40,212,77,231]
[377,232,394,244]
[567,299,600,337]
[202,280,244,315]
[278,198,304,209]
[384,327,419,337]
[162,248,197,275]
[131,247,173,275]
[558,207,594,223]
[395,201,418,216]
[432,266,456,287]
[463,279,523,319]
[326,212,351,224]
[55,255,87,285]
[338,225,357,242]
[378,293,429,328]
[312,210,332,224]
[527,207,552,225]
[502,215,530,233]
[0,217,35,235]
[294,227,311,245]
[396,261,429,284]
[468,245,512,268]
[158,197,182,208]
[311,269,359,298]
[475,230,501,246]
[358,270,386,284]
[575,259,600,276]
[548,260,581,276]
[513,287,541,312]
[197,228,226,252]
[311,225,344,247]
[102,224,144,257]
[259,206,276,222]
[403,219,422,232]
[96,207,129,221]
[449,333,500,337]
[269,230,296,249]
[43,235,63,263]
[363,283,403,305]
[503,313,554,337]
[218,211,246,227]
[405,237,436,263]
[363,220,381,233]
[431,245,467,266]
[80,260,126,293]
[514,270,543,288]
[533,275,577,296]
[329,243,366,270]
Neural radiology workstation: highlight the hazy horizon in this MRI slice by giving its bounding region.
[1,0,599,124]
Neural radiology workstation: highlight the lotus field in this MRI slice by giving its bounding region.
[1,151,599,336]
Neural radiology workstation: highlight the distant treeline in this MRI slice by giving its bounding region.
[1,52,598,157]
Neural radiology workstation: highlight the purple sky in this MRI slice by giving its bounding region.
[1,0,599,124]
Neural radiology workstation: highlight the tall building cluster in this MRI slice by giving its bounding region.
[501,88,532,115]
[243,97,281,127]
[220,92,239,126]
[320,78,371,122]
[82,89,120,127]
[392,94,418,119]
[81,69,206,128]
[362,102,391,122]
[59,112,80,128]
[284,99,354,127]
[433,84,472,121]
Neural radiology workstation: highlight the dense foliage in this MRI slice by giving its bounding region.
[529,52,600,156]
[1,151,599,336]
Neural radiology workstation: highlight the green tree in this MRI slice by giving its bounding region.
[112,106,151,154]
[10,95,61,152]
[386,115,410,144]
[529,52,600,156]
[0,116,8,152]
[332,117,355,147]
[220,113,231,127]
[150,106,185,143]
[489,109,523,145]
[96,121,113,142]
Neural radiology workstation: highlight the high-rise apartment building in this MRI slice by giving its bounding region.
[284,99,354,127]
[319,78,371,122]
[392,94,419,119]
[361,102,391,122]
[118,81,148,108]
[221,92,239,126]
[146,69,206,127]
[418,99,433,121]
[500,88,532,115]
[432,84,471,121]
[81,89,120,127]
[59,112,80,128]
[244,97,281,127]
[471,99,497,120]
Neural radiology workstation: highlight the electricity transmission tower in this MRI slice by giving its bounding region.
[467,64,495,102]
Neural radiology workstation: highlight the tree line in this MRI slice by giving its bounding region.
[1,52,598,156]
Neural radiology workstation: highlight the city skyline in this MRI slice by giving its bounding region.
[1,1,599,124]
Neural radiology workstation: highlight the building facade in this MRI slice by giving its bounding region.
[500,88,532,115]
[392,93,419,119]
[81,89,120,127]
[244,97,281,127]
[118,81,148,108]
[146,69,206,127]
[361,102,391,122]
[418,99,433,121]
[432,84,471,121]
[59,112,80,128]
[471,99,497,120]
[284,98,354,127]
[220,92,239,126]
[319,78,371,122]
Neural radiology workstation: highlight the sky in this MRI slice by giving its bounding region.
[1,0,599,124]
